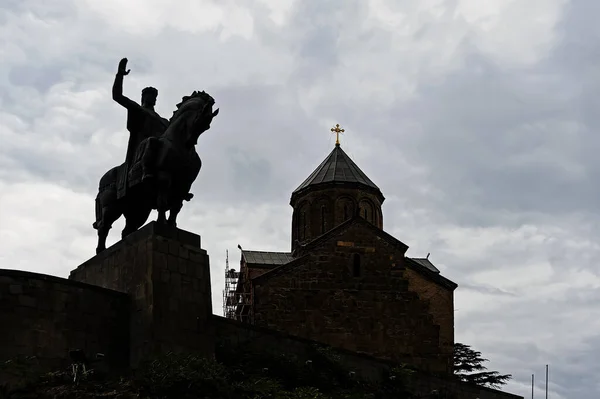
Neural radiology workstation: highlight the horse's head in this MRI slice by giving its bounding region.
[168,90,219,148]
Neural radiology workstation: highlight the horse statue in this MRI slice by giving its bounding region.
[92,90,219,254]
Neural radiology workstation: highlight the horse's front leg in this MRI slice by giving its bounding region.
[156,174,171,224]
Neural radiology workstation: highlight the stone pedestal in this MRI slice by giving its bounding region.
[69,222,213,367]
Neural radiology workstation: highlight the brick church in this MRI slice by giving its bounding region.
[224,133,458,374]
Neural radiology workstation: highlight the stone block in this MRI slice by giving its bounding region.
[154,252,167,271]
[179,246,189,260]
[155,238,169,254]
[18,295,37,307]
[168,241,179,256]
[189,250,206,263]
[167,255,179,272]
[9,284,23,295]
[178,261,188,275]
[160,270,170,283]
[168,298,179,312]
[171,272,181,288]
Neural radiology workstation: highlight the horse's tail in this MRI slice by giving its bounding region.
[94,166,120,229]
[93,183,105,230]
[93,195,101,230]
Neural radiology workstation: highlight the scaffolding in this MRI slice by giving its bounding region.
[223,249,237,319]
[222,250,252,321]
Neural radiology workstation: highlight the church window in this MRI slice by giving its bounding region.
[359,201,374,224]
[301,211,306,239]
[321,206,326,233]
[344,204,349,220]
[353,253,361,277]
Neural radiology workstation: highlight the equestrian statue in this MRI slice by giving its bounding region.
[92,58,219,254]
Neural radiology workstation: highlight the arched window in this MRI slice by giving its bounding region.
[321,206,326,233]
[353,253,361,277]
[359,200,374,224]
[374,209,382,228]
[294,211,299,240]
[300,211,306,240]
[339,199,355,222]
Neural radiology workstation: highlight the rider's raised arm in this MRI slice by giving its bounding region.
[112,72,139,110]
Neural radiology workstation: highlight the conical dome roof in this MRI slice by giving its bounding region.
[291,143,384,203]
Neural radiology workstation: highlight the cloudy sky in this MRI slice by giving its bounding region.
[1,0,598,397]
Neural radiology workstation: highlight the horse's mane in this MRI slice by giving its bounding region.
[169,90,215,123]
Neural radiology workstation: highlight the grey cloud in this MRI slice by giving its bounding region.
[1,0,76,19]
[373,18,597,225]
[230,146,274,201]
[459,283,516,296]
[188,83,325,205]
[286,0,370,85]
[398,58,585,212]
[8,65,64,93]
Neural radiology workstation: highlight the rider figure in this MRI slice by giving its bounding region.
[112,58,168,198]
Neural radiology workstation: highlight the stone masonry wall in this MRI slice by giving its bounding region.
[0,269,129,371]
[252,222,451,373]
[69,222,213,367]
[403,267,455,372]
[213,316,523,399]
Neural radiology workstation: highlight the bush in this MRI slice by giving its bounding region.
[216,343,360,395]
[134,352,230,398]
[1,348,421,398]
[0,356,45,398]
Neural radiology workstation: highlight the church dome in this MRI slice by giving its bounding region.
[290,139,385,250]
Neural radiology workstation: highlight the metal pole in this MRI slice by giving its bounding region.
[545,365,549,399]
[532,374,534,399]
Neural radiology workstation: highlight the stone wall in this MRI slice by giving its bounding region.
[252,221,452,373]
[214,315,389,381]
[403,266,455,372]
[213,316,523,399]
[0,269,129,371]
[69,222,213,367]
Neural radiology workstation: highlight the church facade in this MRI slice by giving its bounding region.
[227,140,457,374]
